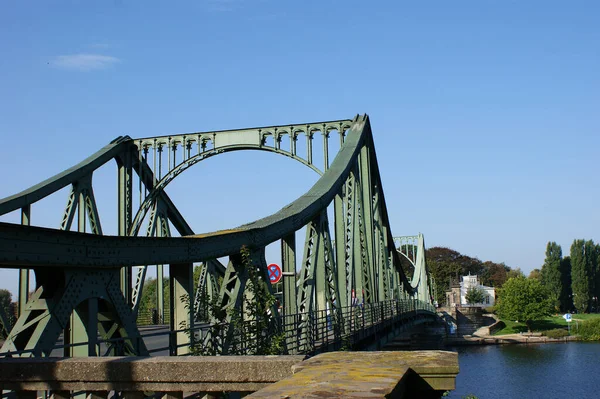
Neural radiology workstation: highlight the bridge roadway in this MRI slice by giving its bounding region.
[41,325,175,357]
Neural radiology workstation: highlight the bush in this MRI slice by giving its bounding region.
[484,306,496,314]
[542,328,569,339]
[574,318,600,341]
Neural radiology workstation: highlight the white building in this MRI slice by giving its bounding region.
[460,274,495,306]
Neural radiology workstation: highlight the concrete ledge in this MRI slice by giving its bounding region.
[248,351,459,398]
[0,356,305,392]
[447,334,578,345]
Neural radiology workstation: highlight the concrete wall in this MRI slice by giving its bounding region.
[455,307,495,335]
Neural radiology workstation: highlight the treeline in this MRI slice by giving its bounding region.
[533,240,600,313]
[424,247,520,305]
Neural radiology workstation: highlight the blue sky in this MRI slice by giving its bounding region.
[1,1,599,297]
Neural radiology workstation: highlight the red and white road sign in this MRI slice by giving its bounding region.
[267,263,282,284]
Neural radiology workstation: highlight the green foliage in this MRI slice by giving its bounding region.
[540,242,563,311]
[0,289,15,339]
[528,268,541,281]
[542,328,569,339]
[479,261,510,288]
[573,318,600,341]
[191,246,285,356]
[560,256,573,312]
[496,276,553,332]
[139,277,170,323]
[571,239,589,313]
[229,246,285,355]
[494,314,600,335]
[506,268,525,280]
[427,247,504,305]
[465,286,485,304]
[585,240,599,309]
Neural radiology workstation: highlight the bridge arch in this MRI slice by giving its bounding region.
[129,144,324,237]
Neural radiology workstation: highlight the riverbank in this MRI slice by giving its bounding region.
[447,333,578,346]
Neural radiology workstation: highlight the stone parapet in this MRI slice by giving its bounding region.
[248,351,459,398]
[0,356,304,394]
[0,352,459,398]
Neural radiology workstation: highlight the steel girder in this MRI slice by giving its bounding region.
[395,234,432,304]
[0,114,431,357]
[193,259,225,322]
[296,210,340,352]
[0,118,367,268]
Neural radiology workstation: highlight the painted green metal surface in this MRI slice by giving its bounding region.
[0,114,435,357]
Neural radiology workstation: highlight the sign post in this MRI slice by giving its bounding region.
[563,313,572,334]
[267,263,282,284]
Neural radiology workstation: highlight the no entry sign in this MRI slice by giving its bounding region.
[267,263,282,284]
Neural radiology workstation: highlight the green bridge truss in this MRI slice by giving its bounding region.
[0,114,436,357]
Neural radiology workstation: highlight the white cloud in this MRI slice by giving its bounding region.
[52,54,120,71]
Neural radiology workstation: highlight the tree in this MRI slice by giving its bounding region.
[425,247,484,304]
[496,276,553,332]
[480,261,510,288]
[506,268,525,280]
[560,256,573,312]
[540,242,563,312]
[571,239,589,313]
[465,286,485,304]
[0,289,15,339]
[528,269,542,281]
[0,289,11,315]
[584,240,599,309]
[139,277,171,322]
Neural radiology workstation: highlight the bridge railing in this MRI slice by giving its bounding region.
[187,298,436,356]
[0,299,436,358]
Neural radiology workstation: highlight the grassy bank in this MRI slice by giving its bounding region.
[493,314,600,335]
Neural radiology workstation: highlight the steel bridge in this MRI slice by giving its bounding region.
[0,114,437,357]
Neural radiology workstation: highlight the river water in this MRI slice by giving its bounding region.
[448,342,600,399]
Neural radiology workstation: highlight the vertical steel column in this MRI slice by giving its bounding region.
[169,263,194,355]
[66,184,92,357]
[322,128,329,171]
[352,166,366,305]
[415,233,429,302]
[373,189,386,301]
[65,302,87,357]
[358,145,375,302]
[18,205,30,317]
[334,189,347,308]
[307,130,313,165]
[290,131,297,156]
[157,214,171,323]
[87,297,98,356]
[118,150,133,304]
[281,233,297,317]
